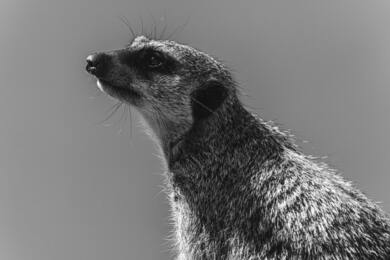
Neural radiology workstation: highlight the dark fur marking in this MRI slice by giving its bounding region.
[118,47,180,80]
[191,81,228,122]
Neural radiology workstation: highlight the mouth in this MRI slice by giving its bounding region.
[97,79,142,102]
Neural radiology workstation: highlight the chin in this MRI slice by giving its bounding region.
[97,80,142,105]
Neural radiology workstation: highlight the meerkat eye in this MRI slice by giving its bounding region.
[147,53,164,68]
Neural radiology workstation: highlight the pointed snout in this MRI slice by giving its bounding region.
[85,52,111,78]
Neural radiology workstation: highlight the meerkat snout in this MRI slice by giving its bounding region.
[86,53,111,78]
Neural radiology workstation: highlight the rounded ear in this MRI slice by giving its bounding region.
[190,80,229,122]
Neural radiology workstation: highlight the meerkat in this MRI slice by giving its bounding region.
[85,35,390,260]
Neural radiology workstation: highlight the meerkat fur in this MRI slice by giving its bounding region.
[86,35,390,260]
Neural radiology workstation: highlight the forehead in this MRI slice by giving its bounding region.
[130,35,191,58]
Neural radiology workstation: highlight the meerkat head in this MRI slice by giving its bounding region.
[86,36,236,153]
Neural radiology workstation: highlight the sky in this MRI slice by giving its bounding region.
[1,0,390,259]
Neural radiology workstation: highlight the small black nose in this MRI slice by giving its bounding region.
[85,53,110,77]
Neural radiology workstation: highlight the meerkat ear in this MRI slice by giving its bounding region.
[190,80,229,122]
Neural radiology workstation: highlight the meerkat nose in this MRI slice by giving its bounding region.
[86,54,97,75]
[85,53,110,78]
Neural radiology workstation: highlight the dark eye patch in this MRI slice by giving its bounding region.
[119,47,180,79]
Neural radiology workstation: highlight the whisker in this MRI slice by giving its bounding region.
[166,16,190,40]
[117,15,136,40]
[117,103,127,135]
[159,14,168,40]
[128,105,133,140]
[154,22,157,40]
[149,12,158,39]
[97,101,123,125]
[190,96,214,114]
[139,15,145,36]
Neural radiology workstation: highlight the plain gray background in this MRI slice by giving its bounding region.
[1,0,389,259]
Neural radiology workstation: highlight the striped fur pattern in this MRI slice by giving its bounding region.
[168,99,390,259]
[88,36,390,259]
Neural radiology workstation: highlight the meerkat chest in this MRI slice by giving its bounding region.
[170,192,212,259]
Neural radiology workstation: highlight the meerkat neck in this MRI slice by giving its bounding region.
[166,97,248,164]
[165,98,286,250]
[168,97,284,174]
